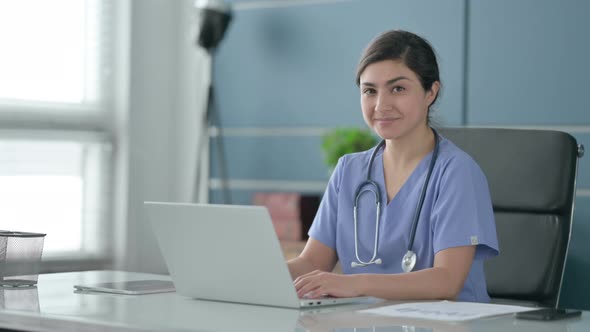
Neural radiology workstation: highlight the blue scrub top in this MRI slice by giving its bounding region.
[309,133,499,302]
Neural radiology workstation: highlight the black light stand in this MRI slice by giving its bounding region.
[193,0,232,204]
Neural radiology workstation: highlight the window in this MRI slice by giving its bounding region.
[0,0,117,262]
[0,136,111,257]
[0,0,106,105]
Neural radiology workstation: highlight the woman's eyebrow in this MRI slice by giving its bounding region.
[360,76,410,87]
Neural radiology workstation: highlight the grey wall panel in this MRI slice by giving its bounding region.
[468,0,590,125]
[560,195,590,310]
[209,136,330,181]
[214,0,466,128]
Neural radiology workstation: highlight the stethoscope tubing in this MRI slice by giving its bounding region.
[407,132,440,251]
[351,128,440,270]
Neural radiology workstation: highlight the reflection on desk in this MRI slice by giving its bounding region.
[0,286,39,312]
[296,302,582,332]
[0,271,587,332]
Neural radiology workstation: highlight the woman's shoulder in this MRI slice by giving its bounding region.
[437,134,483,171]
[435,134,492,189]
[329,146,378,191]
[337,145,379,168]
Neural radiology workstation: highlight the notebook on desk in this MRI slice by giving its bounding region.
[145,201,370,309]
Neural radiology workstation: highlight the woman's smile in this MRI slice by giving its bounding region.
[374,116,401,126]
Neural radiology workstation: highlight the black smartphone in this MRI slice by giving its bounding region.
[516,308,582,321]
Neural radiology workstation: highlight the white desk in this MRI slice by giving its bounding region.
[0,271,587,332]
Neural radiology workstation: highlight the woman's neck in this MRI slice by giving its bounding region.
[383,126,435,168]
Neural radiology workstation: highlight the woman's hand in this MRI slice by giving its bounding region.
[293,270,363,299]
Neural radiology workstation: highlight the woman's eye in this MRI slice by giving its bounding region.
[362,88,376,95]
[392,86,405,93]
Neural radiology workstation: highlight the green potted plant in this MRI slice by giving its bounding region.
[321,127,377,170]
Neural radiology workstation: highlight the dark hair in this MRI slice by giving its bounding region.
[356,30,441,110]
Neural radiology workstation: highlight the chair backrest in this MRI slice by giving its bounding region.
[439,127,582,307]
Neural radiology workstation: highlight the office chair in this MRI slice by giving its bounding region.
[439,127,584,307]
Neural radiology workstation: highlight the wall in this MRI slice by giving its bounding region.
[210,0,590,309]
[121,0,209,274]
[210,0,466,202]
[467,0,590,310]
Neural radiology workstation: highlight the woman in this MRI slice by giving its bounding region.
[287,30,499,302]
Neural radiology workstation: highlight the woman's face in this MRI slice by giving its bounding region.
[359,60,438,141]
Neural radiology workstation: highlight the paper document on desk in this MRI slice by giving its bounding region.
[360,300,536,322]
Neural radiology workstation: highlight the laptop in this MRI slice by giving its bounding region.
[145,201,371,309]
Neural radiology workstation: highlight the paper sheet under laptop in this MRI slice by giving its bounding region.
[360,301,536,321]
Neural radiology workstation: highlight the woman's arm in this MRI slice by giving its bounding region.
[294,245,475,300]
[287,238,338,280]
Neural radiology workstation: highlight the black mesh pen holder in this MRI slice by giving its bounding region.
[0,231,46,288]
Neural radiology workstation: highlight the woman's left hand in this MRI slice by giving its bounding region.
[293,270,363,299]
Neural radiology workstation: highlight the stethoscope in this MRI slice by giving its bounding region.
[351,129,440,272]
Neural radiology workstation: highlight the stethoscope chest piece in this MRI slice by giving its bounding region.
[401,250,416,273]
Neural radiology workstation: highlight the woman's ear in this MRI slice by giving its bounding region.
[426,81,440,106]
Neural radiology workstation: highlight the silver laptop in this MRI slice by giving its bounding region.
[145,202,370,309]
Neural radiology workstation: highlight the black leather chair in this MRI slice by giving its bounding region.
[439,127,584,307]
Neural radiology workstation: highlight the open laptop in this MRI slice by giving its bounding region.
[145,201,371,309]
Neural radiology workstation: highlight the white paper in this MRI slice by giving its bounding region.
[359,301,536,322]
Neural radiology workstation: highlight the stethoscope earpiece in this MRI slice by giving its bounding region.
[350,129,440,272]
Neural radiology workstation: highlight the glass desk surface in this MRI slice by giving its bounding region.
[0,270,587,332]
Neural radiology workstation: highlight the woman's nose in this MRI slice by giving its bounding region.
[375,93,392,112]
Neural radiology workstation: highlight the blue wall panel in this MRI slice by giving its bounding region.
[210,136,329,181]
[468,0,590,125]
[215,0,466,127]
